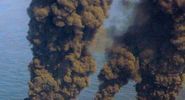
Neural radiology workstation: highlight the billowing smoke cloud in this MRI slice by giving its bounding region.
[25,0,111,100]
[94,0,142,100]
[25,0,185,100]
[95,0,185,100]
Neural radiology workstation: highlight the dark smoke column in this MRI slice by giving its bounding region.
[136,1,185,100]
[95,0,185,100]
[95,44,140,100]
[26,0,111,100]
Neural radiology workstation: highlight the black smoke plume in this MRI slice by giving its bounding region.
[95,0,185,100]
[26,0,111,100]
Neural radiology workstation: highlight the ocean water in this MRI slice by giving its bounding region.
[0,0,31,100]
[0,0,137,100]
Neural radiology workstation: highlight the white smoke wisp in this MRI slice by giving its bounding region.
[104,0,141,36]
[88,27,113,53]
[177,82,185,100]
[89,0,143,53]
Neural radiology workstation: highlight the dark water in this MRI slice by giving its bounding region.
[0,0,137,100]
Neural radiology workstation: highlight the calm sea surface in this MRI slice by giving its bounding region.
[0,0,140,100]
